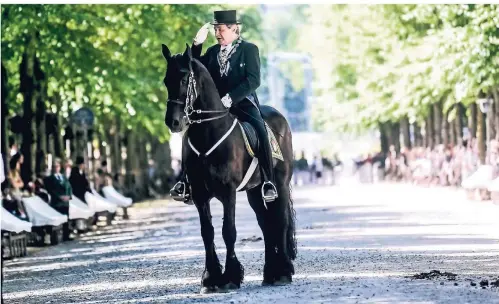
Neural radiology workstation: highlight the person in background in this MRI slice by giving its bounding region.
[96,160,113,193]
[3,153,28,220]
[64,159,73,178]
[296,151,309,185]
[312,155,324,184]
[44,158,73,240]
[8,153,24,196]
[69,156,91,203]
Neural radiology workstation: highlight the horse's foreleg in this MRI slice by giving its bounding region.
[195,201,223,293]
[247,187,277,286]
[221,192,244,289]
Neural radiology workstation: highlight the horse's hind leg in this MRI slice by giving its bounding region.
[221,192,244,290]
[247,187,277,286]
[272,182,295,285]
[195,199,223,293]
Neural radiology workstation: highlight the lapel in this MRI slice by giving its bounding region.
[57,174,66,185]
[227,45,243,77]
[214,39,244,77]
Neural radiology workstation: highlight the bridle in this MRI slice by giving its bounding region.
[167,68,228,125]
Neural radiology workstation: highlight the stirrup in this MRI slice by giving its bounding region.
[261,181,278,203]
[170,181,191,203]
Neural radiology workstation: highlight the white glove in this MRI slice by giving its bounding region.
[221,94,232,108]
[193,23,211,46]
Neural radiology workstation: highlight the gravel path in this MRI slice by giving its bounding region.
[3,182,499,303]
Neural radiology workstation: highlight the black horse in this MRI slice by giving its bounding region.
[162,44,297,293]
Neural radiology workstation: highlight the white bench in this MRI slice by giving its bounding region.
[461,165,494,201]
[21,196,67,245]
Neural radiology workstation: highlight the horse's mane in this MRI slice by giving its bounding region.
[170,52,219,98]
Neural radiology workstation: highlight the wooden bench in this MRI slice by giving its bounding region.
[1,230,28,259]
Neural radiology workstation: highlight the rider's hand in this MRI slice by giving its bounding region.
[221,94,232,108]
[193,23,211,46]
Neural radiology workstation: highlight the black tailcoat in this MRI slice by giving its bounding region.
[191,39,261,107]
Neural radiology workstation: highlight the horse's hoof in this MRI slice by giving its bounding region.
[220,282,239,291]
[261,280,274,287]
[200,286,218,294]
[273,275,292,286]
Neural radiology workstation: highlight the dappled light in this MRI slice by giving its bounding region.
[4,183,499,303]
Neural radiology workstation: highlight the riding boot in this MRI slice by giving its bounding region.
[254,122,278,203]
[170,134,193,205]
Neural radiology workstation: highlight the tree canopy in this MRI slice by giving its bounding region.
[1,4,263,142]
[297,4,499,133]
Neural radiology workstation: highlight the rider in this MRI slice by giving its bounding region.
[170,9,278,204]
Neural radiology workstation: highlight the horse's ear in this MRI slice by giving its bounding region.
[185,43,193,70]
[162,44,171,60]
[185,43,192,61]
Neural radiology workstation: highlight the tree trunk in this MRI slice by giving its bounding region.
[413,122,423,147]
[125,130,139,190]
[433,102,443,146]
[477,106,486,165]
[104,124,113,173]
[1,64,8,176]
[137,130,148,196]
[34,57,46,175]
[152,138,172,194]
[455,102,465,146]
[422,121,428,148]
[389,121,401,153]
[442,108,450,146]
[74,129,83,161]
[378,122,389,154]
[97,126,106,166]
[449,116,456,146]
[47,129,54,170]
[87,129,95,181]
[493,89,499,141]
[400,116,411,149]
[110,118,122,176]
[19,36,37,185]
[52,95,64,159]
[469,103,478,139]
[426,105,434,148]
[489,89,498,141]
[486,111,493,154]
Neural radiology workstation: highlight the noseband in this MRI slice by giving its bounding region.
[167,70,228,125]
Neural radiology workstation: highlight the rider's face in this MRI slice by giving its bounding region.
[214,24,238,46]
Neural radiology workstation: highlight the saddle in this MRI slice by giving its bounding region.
[238,121,284,161]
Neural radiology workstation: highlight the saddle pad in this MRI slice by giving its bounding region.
[238,121,284,161]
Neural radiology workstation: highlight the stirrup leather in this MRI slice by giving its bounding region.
[261,181,278,203]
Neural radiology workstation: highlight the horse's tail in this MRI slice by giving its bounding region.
[287,183,297,260]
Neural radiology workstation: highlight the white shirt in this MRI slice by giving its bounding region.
[220,43,233,54]
[314,158,324,172]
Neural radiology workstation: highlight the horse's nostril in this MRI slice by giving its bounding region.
[172,119,180,127]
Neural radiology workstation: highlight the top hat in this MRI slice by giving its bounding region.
[76,156,84,165]
[211,10,241,25]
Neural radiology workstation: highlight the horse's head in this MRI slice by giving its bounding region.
[162,43,198,133]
